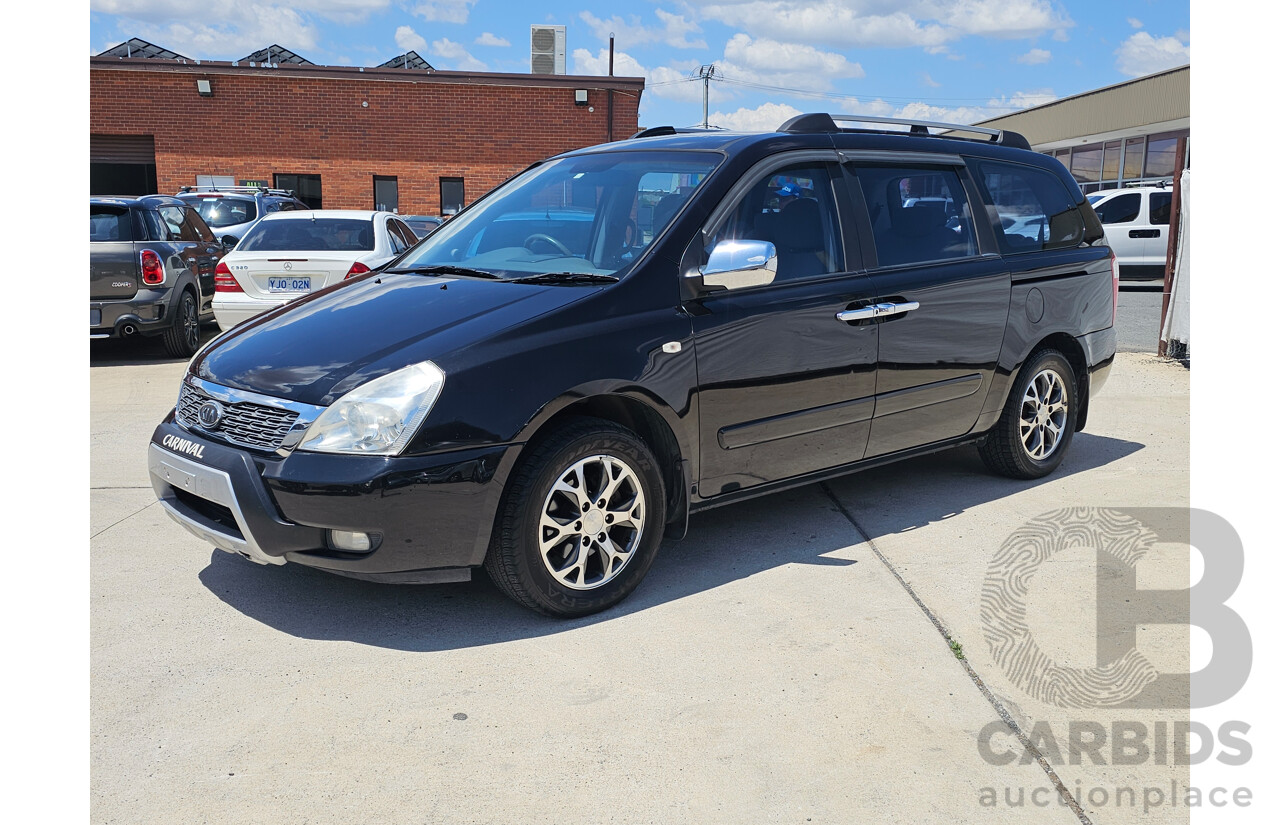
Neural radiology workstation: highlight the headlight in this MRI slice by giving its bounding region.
[298,361,445,455]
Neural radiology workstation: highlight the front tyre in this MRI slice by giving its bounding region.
[485,417,666,617]
[979,349,1078,479]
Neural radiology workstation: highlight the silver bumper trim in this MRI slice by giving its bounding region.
[148,443,286,566]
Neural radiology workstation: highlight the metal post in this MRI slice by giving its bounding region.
[697,65,717,129]
[607,34,614,143]
[1158,137,1188,357]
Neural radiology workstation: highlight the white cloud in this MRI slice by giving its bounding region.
[474,32,510,47]
[395,26,427,53]
[694,0,1072,49]
[411,0,474,24]
[708,101,802,131]
[579,10,706,49]
[933,0,1069,39]
[921,72,940,88]
[431,37,487,71]
[722,33,865,80]
[1127,17,1143,29]
[1115,31,1189,77]
[1016,47,1050,65]
[89,1,389,58]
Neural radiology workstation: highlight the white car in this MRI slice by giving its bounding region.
[1085,186,1173,280]
[212,210,421,329]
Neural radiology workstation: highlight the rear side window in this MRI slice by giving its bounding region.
[1150,192,1173,225]
[971,159,1085,254]
[157,206,205,242]
[851,165,977,268]
[238,218,376,252]
[1093,192,1141,224]
[90,205,133,242]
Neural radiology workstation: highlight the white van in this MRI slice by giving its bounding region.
[1086,185,1173,280]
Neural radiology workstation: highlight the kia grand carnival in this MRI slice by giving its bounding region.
[149,113,1117,617]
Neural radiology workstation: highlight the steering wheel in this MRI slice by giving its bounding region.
[523,233,573,256]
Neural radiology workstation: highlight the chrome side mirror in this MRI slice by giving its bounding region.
[700,239,777,290]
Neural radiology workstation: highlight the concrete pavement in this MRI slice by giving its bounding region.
[90,349,1189,823]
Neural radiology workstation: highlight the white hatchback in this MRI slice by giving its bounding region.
[1086,186,1174,281]
[212,210,421,330]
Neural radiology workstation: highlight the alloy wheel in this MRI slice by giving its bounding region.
[537,454,646,590]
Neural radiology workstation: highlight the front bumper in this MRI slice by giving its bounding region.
[149,417,517,581]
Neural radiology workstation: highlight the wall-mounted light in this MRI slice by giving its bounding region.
[196,79,213,97]
[574,89,588,106]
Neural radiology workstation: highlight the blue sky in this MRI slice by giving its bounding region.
[88,1,1189,130]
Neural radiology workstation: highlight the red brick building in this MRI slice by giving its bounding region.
[90,54,644,215]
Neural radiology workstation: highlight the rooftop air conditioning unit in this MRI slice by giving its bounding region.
[531,25,566,75]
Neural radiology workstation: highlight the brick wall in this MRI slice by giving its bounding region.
[90,64,642,214]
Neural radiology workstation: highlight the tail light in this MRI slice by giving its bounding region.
[1110,251,1120,327]
[140,249,165,285]
[345,261,371,280]
[214,261,243,292]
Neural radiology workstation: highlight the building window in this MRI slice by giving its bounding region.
[275,174,322,209]
[1122,137,1146,181]
[441,177,465,215]
[1144,136,1179,179]
[1069,146,1102,187]
[374,176,399,213]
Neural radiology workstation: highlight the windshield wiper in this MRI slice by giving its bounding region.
[510,272,620,285]
[382,264,501,279]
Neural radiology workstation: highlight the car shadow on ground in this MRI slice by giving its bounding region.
[89,325,220,367]
[197,431,1143,651]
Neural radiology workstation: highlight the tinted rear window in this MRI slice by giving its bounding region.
[970,159,1085,254]
[238,218,375,252]
[188,196,257,228]
[90,205,133,242]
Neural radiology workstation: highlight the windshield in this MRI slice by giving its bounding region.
[238,218,376,252]
[394,151,720,279]
[185,196,257,228]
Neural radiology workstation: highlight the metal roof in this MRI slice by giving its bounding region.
[240,45,313,65]
[97,38,190,61]
[378,51,434,71]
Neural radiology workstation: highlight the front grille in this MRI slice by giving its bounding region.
[177,383,299,452]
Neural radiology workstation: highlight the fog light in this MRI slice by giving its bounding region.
[329,530,373,552]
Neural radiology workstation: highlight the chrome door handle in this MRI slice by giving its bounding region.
[836,306,878,321]
[836,301,920,322]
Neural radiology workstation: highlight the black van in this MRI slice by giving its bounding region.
[148,114,1117,617]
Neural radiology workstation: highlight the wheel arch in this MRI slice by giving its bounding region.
[513,390,691,533]
[1029,332,1090,432]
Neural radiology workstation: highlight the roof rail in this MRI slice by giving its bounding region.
[178,184,299,197]
[779,113,1032,151]
[629,125,725,139]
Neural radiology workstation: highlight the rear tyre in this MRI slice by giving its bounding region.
[979,349,1078,479]
[162,289,201,358]
[484,417,666,618]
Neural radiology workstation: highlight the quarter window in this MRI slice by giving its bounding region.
[704,163,844,283]
[851,165,977,268]
[970,159,1085,254]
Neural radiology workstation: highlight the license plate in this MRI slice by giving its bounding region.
[267,277,311,292]
[90,309,101,326]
